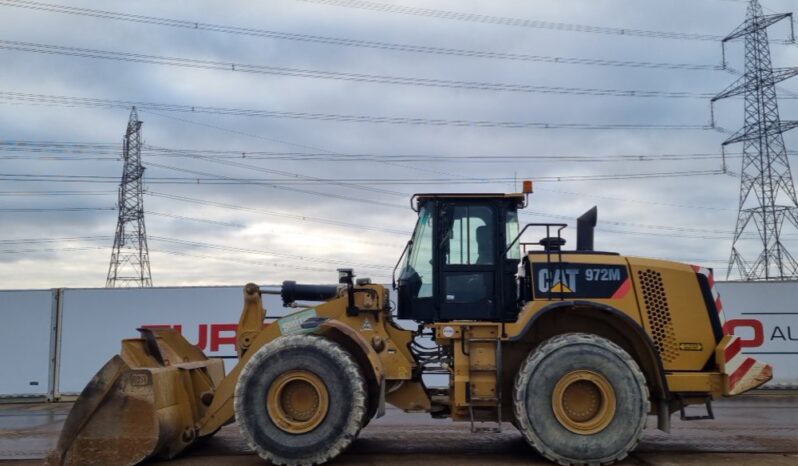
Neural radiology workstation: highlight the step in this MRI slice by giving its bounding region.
[470,396,499,403]
[468,366,497,371]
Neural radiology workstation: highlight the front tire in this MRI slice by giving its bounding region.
[235,335,367,466]
[513,333,649,465]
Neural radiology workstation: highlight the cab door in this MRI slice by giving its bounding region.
[437,202,498,320]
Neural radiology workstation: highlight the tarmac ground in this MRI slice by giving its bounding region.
[1,394,797,466]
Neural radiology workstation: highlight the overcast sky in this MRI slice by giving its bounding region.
[1,0,797,289]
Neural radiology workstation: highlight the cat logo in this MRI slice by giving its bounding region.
[532,263,628,299]
[538,268,579,293]
[549,281,573,293]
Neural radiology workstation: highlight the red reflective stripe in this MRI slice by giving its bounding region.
[729,357,756,389]
[611,278,632,299]
[725,337,742,361]
[715,297,724,313]
[707,274,715,287]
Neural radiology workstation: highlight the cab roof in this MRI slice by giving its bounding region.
[413,193,526,201]
[412,192,526,210]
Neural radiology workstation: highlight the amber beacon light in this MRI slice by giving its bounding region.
[523,180,534,194]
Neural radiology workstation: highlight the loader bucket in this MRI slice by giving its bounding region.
[46,328,225,466]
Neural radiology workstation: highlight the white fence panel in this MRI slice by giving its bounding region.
[0,290,53,397]
[4,280,798,398]
[717,281,798,387]
[58,286,288,395]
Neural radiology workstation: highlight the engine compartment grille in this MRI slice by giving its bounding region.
[638,269,678,363]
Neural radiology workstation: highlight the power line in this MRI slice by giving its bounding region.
[141,148,752,163]
[144,192,406,248]
[0,0,729,70]
[300,0,798,46]
[138,109,731,198]
[0,140,118,153]
[0,189,116,196]
[145,150,405,197]
[523,210,736,234]
[0,246,107,255]
[0,91,718,130]
[146,211,245,228]
[150,248,391,278]
[156,213,403,249]
[0,235,110,244]
[0,168,728,185]
[144,161,405,208]
[528,169,728,183]
[139,102,513,206]
[143,166,729,185]
[0,155,118,160]
[141,110,348,157]
[148,235,392,270]
[4,140,772,163]
[298,0,724,41]
[149,192,763,241]
[0,39,727,99]
[0,206,115,212]
[145,191,412,236]
[537,187,735,211]
[0,149,755,164]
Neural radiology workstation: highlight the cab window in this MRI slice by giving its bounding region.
[402,206,433,298]
[444,205,494,266]
[506,209,521,260]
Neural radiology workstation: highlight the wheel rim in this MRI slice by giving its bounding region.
[267,370,329,434]
[551,370,616,435]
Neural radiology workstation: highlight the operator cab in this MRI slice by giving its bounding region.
[396,193,525,322]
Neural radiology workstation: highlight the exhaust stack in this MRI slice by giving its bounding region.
[577,206,598,251]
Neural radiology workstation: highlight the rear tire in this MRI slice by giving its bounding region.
[513,333,649,466]
[235,335,367,466]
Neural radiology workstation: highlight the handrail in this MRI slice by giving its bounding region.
[503,222,567,257]
[504,222,568,302]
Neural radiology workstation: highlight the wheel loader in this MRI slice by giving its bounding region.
[47,186,773,466]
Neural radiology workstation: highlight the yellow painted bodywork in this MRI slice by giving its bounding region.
[428,252,727,418]
[666,373,724,395]
[198,283,419,436]
[628,257,717,371]
[510,254,717,371]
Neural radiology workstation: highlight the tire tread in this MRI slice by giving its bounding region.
[235,334,367,466]
[512,333,650,466]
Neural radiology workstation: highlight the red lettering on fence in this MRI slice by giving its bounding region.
[724,319,764,348]
[210,324,238,352]
[141,323,237,352]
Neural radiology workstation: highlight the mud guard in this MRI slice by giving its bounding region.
[317,319,386,418]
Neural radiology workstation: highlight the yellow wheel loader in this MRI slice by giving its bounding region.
[47,188,773,466]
